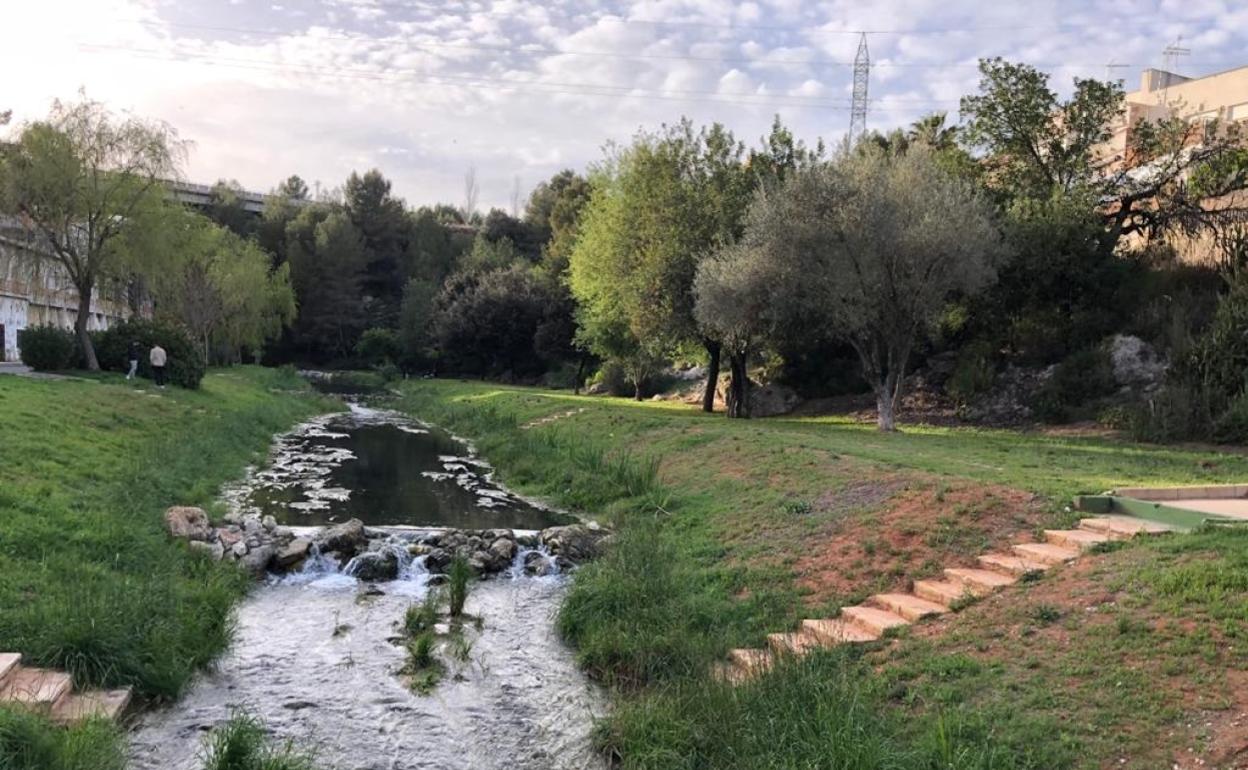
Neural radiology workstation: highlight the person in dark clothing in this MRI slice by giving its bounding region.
[126,340,140,380]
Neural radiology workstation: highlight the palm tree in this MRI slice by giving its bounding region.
[908,112,959,149]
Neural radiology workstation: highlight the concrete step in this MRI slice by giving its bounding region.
[841,605,910,636]
[945,567,1017,592]
[869,593,949,622]
[913,579,982,605]
[711,661,748,685]
[0,654,20,687]
[1044,528,1112,551]
[728,648,773,676]
[1012,542,1081,565]
[977,553,1050,577]
[50,688,131,725]
[0,667,72,713]
[767,631,827,657]
[1079,516,1174,539]
[801,618,879,644]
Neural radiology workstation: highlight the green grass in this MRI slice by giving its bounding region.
[0,706,126,770]
[0,366,329,704]
[396,378,1248,769]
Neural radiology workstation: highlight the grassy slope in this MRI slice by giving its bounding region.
[398,379,1248,770]
[0,367,329,703]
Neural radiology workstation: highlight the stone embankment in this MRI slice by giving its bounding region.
[164,506,611,581]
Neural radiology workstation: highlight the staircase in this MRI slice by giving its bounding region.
[0,654,131,724]
[715,515,1173,683]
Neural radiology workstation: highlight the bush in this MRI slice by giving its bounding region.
[17,326,77,371]
[947,339,997,405]
[0,705,126,770]
[1213,392,1248,444]
[95,318,205,389]
[1032,347,1118,423]
[355,328,401,368]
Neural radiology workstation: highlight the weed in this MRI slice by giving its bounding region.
[1029,604,1062,624]
[0,705,126,770]
[948,591,980,612]
[404,591,442,636]
[400,633,444,695]
[448,633,475,663]
[781,500,812,516]
[448,557,472,617]
[199,710,317,770]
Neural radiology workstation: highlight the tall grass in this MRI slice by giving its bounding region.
[447,557,471,617]
[0,706,126,770]
[199,711,317,770]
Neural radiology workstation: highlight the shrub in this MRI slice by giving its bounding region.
[17,326,77,371]
[95,318,205,389]
[947,339,997,405]
[448,556,471,617]
[1213,392,1248,444]
[355,328,401,368]
[1032,347,1118,423]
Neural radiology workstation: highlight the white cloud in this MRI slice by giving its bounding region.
[2,0,1245,208]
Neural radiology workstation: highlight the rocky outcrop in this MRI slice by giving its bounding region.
[164,506,299,575]
[163,507,212,541]
[1108,334,1167,393]
[540,523,611,566]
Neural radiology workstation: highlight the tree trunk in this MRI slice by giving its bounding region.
[573,355,587,395]
[75,279,100,371]
[876,382,896,431]
[702,339,721,413]
[634,378,643,401]
[726,352,750,418]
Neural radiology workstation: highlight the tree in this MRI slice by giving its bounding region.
[278,174,309,200]
[746,148,1005,430]
[286,207,368,360]
[206,179,256,239]
[344,169,408,326]
[570,119,753,407]
[0,96,182,369]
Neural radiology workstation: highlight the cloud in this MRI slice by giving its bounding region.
[3,0,1245,208]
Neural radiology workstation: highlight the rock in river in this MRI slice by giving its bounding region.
[539,524,611,565]
[349,550,400,582]
[317,518,367,557]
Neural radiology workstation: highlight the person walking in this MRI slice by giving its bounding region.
[125,340,140,380]
[150,343,168,389]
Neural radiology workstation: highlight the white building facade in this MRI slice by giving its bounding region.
[0,218,132,362]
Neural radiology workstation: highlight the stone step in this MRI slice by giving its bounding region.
[728,648,773,676]
[944,567,1017,592]
[977,553,1050,577]
[913,579,982,606]
[1079,516,1174,539]
[0,654,20,687]
[1012,542,1081,565]
[801,618,879,644]
[1044,528,1112,551]
[0,667,72,713]
[869,593,949,622]
[841,605,910,636]
[767,631,827,657]
[710,661,748,685]
[50,688,131,725]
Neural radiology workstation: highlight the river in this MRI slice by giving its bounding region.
[128,404,607,770]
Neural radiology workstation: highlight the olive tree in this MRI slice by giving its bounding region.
[749,148,1005,430]
[0,97,183,369]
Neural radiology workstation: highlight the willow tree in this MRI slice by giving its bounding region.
[745,147,1005,430]
[0,96,182,369]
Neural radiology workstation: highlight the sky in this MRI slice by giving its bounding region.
[3,0,1247,211]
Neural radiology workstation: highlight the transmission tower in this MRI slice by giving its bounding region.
[849,32,870,142]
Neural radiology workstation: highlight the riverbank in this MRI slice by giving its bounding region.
[0,366,330,768]
[397,379,1248,770]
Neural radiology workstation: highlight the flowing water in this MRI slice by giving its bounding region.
[128,405,606,770]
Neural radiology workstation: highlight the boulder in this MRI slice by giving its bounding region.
[539,524,611,565]
[318,519,367,557]
[748,382,802,418]
[523,550,556,577]
[188,539,225,561]
[274,537,312,569]
[231,541,249,559]
[489,537,517,564]
[240,544,275,576]
[349,550,400,582]
[218,529,244,549]
[262,515,278,532]
[163,506,213,541]
[424,548,452,573]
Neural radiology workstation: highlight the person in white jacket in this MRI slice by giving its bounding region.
[150,344,168,388]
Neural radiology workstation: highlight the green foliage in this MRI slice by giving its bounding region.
[0,706,125,770]
[95,318,206,389]
[0,368,326,701]
[947,339,998,405]
[17,325,77,371]
[448,557,471,617]
[285,207,369,361]
[1032,347,1118,423]
[199,711,317,770]
[404,591,442,636]
[355,328,400,367]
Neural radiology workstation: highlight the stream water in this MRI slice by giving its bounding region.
[128,405,606,770]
